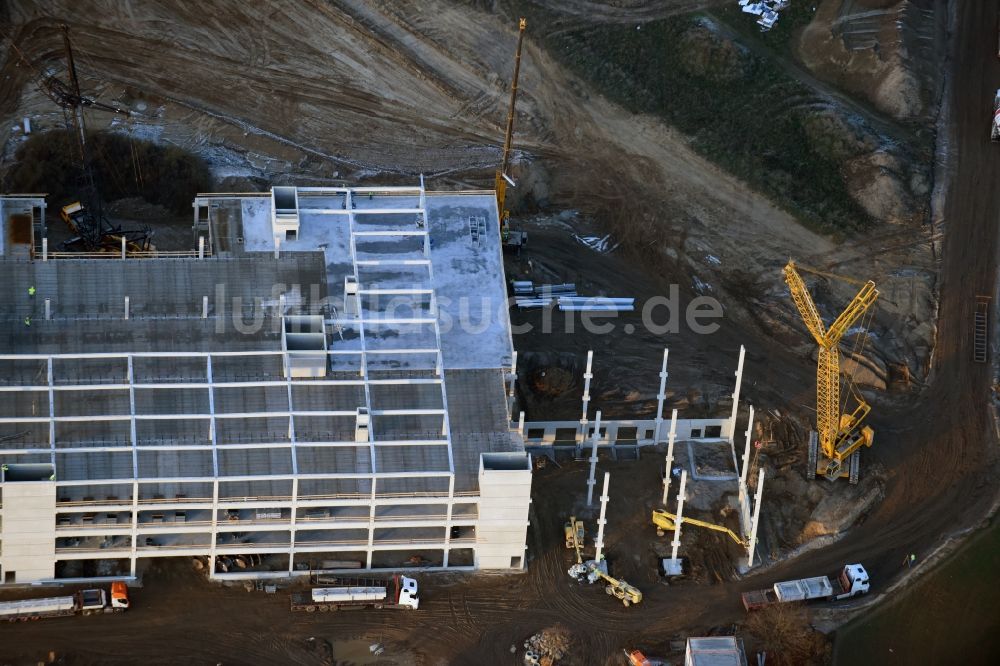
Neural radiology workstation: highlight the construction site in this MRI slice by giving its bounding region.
[1,0,999,664]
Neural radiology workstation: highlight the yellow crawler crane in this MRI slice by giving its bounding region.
[651,510,745,546]
[783,260,879,483]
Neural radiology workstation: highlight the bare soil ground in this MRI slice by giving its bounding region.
[0,0,997,664]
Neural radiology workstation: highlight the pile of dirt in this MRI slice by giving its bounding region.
[799,105,927,227]
[843,150,926,225]
[796,0,944,123]
[800,474,885,541]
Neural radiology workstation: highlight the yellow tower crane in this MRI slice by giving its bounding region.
[495,18,526,244]
[783,260,879,483]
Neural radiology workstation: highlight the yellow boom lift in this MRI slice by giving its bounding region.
[651,509,745,546]
[783,260,879,483]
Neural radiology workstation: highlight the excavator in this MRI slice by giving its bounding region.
[651,509,745,546]
[783,260,879,483]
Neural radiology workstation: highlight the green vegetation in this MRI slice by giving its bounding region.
[4,130,212,214]
[496,1,874,234]
[546,16,870,233]
[834,522,1000,665]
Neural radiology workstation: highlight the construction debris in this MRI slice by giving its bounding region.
[573,233,620,254]
[511,281,634,311]
[523,626,571,665]
[738,0,790,32]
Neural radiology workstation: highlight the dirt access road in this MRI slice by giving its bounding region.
[754,0,1000,585]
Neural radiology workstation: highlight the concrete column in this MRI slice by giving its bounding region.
[661,409,678,505]
[507,351,518,419]
[517,411,525,436]
[670,470,688,563]
[728,345,745,440]
[42,238,48,261]
[594,472,610,562]
[586,410,602,506]
[738,405,755,536]
[44,299,50,320]
[747,468,765,568]
[199,235,205,259]
[442,475,455,568]
[278,294,286,315]
[508,351,518,398]
[202,296,209,319]
[578,350,594,448]
[121,236,127,259]
[654,348,669,442]
[274,236,281,259]
[727,345,746,475]
[124,296,130,320]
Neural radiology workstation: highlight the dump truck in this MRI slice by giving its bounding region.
[0,582,129,622]
[993,89,1000,142]
[290,575,419,612]
[741,563,870,611]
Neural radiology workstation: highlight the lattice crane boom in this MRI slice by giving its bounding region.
[783,260,879,480]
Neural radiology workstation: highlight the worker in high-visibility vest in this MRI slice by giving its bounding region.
[28,285,36,298]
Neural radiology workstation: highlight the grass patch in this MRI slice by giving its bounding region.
[497,2,873,235]
[834,522,1000,664]
[3,129,212,214]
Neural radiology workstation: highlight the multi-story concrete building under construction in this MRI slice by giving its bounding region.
[0,183,530,583]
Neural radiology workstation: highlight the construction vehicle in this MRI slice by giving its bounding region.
[593,567,642,607]
[10,27,153,252]
[741,563,870,611]
[290,575,419,612]
[783,260,879,483]
[0,582,129,622]
[993,89,1000,142]
[60,201,153,253]
[495,18,527,252]
[625,649,652,666]
[651,509,744,545]
[564,516,585,551]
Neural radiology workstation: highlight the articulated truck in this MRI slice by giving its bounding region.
[291,575,419,612]
[742,563,870,611]
[0,582,129,622]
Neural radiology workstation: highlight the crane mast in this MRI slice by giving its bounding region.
[494,18,526,232]
[10,25,151,252]
[783,260,879,482]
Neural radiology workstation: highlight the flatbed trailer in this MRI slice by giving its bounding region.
[290,575,419,612]
[742,564,870,611]
[0,583,129,622]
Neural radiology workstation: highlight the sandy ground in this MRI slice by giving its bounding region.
[0,0,998,663]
